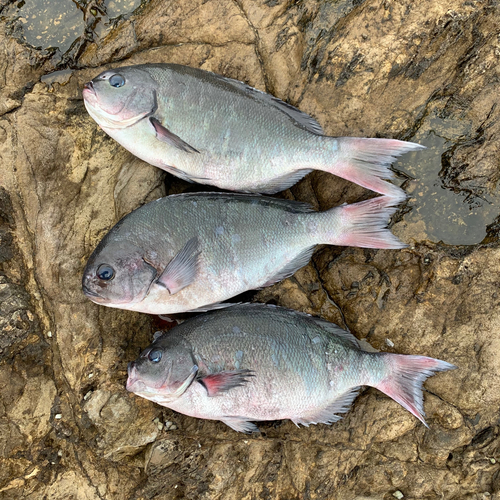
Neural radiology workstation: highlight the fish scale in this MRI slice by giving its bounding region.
[126,304,456,433]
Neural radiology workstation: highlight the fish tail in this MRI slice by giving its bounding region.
[319,196,406,249]
[374,354,457,427]
[327,137,424,199]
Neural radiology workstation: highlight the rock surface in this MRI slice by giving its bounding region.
[1,0,499,498]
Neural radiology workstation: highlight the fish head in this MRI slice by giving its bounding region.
[126,334,198,403]
[82,238,157,306]
[83,66,157,130]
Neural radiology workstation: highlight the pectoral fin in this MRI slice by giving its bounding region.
[150,117,199,153]
[156,237,200,294]
[199,369,254,397]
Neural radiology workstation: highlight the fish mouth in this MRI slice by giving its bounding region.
[126,362,147,393]
[126,362,136,391]
[82,283,108,303]
[82,81,97,104]
[83,81,95,94]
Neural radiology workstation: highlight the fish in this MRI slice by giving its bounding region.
[126,303,456,433]
[82,192,406,315]
[82,63,424,199]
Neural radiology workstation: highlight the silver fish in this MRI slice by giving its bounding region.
[82,192,406,315]
[83,64,423,199]
[126,304,456,433]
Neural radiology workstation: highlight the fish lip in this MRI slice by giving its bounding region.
[126,377,144,392]
[126,363,144,392]
[82,283,108,303]
[126,363,136,390]
[82,81,96,99]
[82,283,101,298]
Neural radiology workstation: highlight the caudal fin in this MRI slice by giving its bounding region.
[330,196,407,249]
[375,354,457,427]
[332,138,424,200]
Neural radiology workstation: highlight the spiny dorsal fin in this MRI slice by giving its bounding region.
[158,64,324,135]
[216,303,361,349]
[165,192,315,214]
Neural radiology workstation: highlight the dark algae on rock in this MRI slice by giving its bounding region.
[1,0,500,499]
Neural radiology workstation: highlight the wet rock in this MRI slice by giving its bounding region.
[84,387,160,461]
[0,277,35,352]
[1,0,500,499]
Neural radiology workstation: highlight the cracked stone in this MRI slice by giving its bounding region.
[1,0,500,499]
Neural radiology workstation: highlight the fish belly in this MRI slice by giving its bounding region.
[167,373,336,424]
[101,120,207,182]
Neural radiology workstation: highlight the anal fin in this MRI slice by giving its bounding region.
[161,163,209,183]
[292,387,360,427]
[186,302,239,314]
[252,169,313,194]
[262,246,315,288]
[221,417,260,434]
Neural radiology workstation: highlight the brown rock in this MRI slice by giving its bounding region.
[1,0,500,499]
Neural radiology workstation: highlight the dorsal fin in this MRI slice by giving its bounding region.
[165,192,315,214]
[220,303,361,349]
[161,64,324,135]
[215,75,324,135]
[306,317,360,349]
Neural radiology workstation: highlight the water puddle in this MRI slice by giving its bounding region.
[394,113,500,245]
[104,0,142,19]
[6,0,86,54]
[94,0,143,39]
[3,0,142,56]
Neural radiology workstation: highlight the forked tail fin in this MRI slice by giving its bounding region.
[331,137,424,200]
[375,354,457,427]
[321,195,406,249]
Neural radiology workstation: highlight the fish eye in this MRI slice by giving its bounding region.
[96,264,115,281]
[148,349,163,363]
[109,74,125,88]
